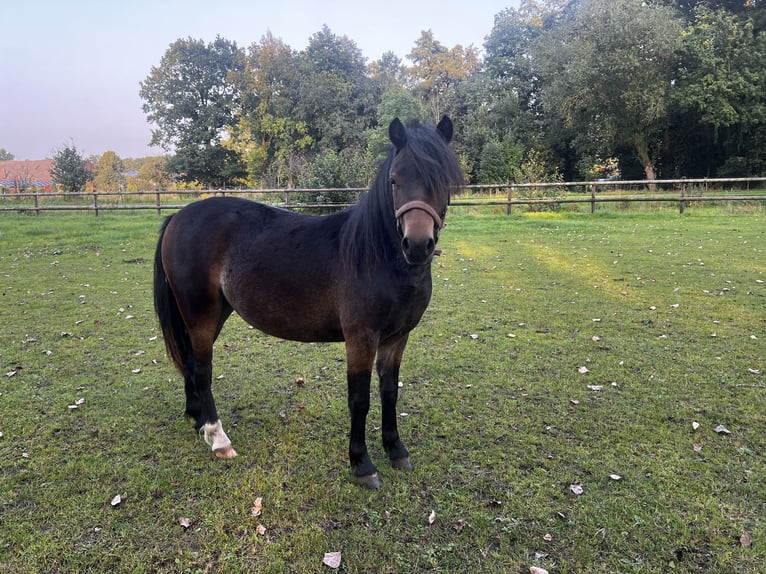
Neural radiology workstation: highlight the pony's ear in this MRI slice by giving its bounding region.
[389,117,407,151]
[436,116,453,143]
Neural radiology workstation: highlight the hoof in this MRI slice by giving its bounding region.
[214,445,238,459]
[391,456,414,471]
[354,472,382,489]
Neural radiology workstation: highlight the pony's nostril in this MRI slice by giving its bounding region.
[401,237,411,253]
[426,238,435,254]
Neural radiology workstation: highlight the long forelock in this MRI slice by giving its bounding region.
[399,121,464,204]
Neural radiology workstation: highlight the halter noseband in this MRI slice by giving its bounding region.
[394,200,445,230]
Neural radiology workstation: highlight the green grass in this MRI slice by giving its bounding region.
[1,208,764,573]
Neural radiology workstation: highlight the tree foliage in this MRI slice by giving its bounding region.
[51,144,91,192]
[136,7,766,188]
[139,36,245,187]
[532,0,682,180]
[93,150,125,192]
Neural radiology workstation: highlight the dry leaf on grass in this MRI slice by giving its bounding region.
[570,483,584,496]
[322,551,342,569]
[179,517,191,529]
[428,510,436,525]
[453,519,465,533]
[110,494,122,507]
[740,534,752,548]
[530,567,549,574]
[251,497,263,517]
[714,425,731,435]
[256,524,266,536]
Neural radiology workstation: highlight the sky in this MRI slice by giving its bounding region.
[1,0,519,160]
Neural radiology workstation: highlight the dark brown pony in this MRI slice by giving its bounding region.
[154,117,462,488]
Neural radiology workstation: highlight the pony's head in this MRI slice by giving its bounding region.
[388,116,462,265]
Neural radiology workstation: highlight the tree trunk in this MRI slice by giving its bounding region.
[635,138,657,191]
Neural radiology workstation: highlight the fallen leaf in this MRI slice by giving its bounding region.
[295,376,305,386]
[714,425,731,435]
[251,497,263,517]
[110,494,122,507]
[6,371,17,378]
[0,431,4,438]
[131,368,141,374]
[256,524,266,536]
[428,510,436,525]
[610,474,622,481]
[740,534,752,548]
[570,483,584,496]
[587,385,603,391]
[570,399,580,405]
[530,567,549,574]
[470,333,479,340]
[578,366,589,374]
[322,551,342,569]
[693,443,703,452]
[179,517,191,529]
[692,421,700,430]
[748,368,761,375]
[543,533,553,541]
[453,519,465,533]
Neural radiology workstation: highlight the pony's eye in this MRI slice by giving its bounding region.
[389,177,397,188]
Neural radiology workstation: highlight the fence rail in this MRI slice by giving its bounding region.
[2,177,765,216]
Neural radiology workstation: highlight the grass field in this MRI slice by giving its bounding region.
[1,206,764,573]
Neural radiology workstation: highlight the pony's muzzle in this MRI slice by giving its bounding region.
[397,208,439,265]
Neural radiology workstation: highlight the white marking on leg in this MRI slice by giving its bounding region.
[201,420,236,456]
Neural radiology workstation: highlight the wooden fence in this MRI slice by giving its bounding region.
[1,177,765,216]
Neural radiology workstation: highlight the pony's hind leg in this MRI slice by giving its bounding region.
[185,351,237,459]
[182,306,237,459]
[376,335,413,471]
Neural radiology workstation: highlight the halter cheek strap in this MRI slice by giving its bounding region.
[394,200,445,229]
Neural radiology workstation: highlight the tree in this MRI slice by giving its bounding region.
[406,30,480,121]
[532,0,683,181]
[671,5,766,175]
[368,51,406,93]
[364,88,426,159]
[51,144,90,192]
[93,151,125,192]
[227,33,312,187]
[129,156,173,191]
[295,26,378,153]
[0,148,14,161]
[140,36,246,187]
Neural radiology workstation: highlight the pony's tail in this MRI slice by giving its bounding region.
[154,216,189,374]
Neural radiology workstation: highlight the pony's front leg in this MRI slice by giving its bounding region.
[346,339,380,488]
[377,335,414,471]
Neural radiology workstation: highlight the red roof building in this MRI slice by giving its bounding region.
[0,160,54,192]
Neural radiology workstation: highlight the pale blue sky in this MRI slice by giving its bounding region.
[2,0,518,160]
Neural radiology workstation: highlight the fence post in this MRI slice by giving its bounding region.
[93,192,99,216]
[506,185,513,215]
[34,191,40,216]
[156,192,161,215]
[591,184,596,213]
[679,182,686,214]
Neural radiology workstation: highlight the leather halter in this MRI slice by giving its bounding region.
[394,200,445,229]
